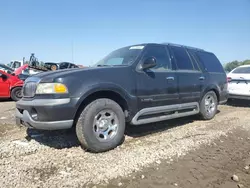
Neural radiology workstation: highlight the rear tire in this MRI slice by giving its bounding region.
[199,91,218,120]
[11,87,23,101]
[76,98,125,153]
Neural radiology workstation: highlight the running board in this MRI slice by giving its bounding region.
[131,102,199,125]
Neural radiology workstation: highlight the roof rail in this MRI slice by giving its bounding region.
[161,42,204,51]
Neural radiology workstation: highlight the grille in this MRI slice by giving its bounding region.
[22,82,37,97]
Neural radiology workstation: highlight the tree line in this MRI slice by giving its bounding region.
[224,59,250,72]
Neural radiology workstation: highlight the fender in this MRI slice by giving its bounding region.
[75,82,138,117]
[11,80,24,90]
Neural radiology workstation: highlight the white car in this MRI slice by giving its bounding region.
[227,65,250,100]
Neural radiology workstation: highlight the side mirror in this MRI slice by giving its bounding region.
[141,57,157,70]
[0,73,7,80]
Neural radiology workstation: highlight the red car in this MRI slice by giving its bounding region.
[0,70,24,101]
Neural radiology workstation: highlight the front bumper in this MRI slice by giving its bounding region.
[15,98,75,130]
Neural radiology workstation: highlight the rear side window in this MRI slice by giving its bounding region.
[170,46,194,70]
[187,50,201,71]
[232,67,250,74]
[196,51,224,73]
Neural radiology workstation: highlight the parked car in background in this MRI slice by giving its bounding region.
[227,65,250,100]
[7,60,24,70]
[44,62,79,71]
[16,42,228,152]
[0,63,14,74]
[0,70,24,101]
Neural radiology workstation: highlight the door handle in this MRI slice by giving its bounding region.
[166,77,174,80]
[199,76,205,80]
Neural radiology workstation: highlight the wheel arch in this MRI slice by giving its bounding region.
[10,85,23,93]
[73,85,132,126]
[201,85,220,102]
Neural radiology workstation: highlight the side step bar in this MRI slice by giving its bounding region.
[131,102,200,125]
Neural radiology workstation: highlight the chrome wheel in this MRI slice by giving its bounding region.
[93,110,119,142]
[204,94,216,115]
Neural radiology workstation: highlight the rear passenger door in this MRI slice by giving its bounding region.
[168,45,205,104]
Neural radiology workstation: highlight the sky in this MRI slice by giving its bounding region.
[0,0,250,66]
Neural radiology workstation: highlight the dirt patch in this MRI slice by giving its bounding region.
[106,129,250,188]
[27,166,59,182]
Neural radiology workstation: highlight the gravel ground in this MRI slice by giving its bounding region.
[0,100,250,187]
[106,128,250,188]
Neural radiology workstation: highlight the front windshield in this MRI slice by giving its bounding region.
[94,45,144,67]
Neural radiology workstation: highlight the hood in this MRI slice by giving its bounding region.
[25,66,119,83]
[34,67,94,78]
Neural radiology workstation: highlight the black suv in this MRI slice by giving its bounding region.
[16,43,228,152]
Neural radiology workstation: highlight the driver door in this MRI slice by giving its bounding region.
[136,45,179,110]
[0,72,10,97]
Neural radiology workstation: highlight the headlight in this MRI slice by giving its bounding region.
[36,83,68,94]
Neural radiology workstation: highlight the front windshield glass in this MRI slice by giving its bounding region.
[93,45,144,67]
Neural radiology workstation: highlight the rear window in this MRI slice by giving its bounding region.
[232,67,250,74]
[196,51,224,73]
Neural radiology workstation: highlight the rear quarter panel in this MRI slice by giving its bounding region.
[202,72,228,102]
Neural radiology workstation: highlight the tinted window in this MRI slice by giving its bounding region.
[170,46,193,70]
[59,63,69,69]
[196,51,224,73]
[143,45,171,70]
[187,50,201,71]
[232,66,250,74]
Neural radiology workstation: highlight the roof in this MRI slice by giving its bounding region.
[237,64,250,68]
[126,42,205,52]
[161,42,204,51]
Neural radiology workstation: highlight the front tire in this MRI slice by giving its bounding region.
[11,87,23,101]
[76,98,125,153]
[199,91,218,120]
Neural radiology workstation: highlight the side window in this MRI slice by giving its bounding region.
[196,51,224,73]
[187,50,201,71]
[142,45,171,71]
[170,46,194,70]
[59,63,69,69]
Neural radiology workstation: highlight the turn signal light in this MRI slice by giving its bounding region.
[54,83,68,93]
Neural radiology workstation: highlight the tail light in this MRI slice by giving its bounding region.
[227,77,232,82]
